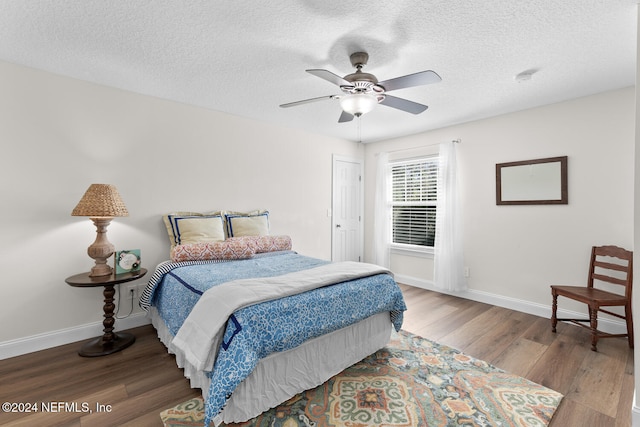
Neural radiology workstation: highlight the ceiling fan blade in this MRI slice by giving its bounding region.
[338,111,354,123]
[307,69,351,87]
[378,70,441,92]
[279,95,336,108]
[379,95,428,114]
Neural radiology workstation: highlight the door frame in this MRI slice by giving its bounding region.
[331,154,364,262]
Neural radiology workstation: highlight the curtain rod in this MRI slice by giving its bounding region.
[382,138,461,154]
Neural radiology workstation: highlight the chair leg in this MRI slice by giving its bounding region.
[625,303,634,349]
[551,292,558,333]
[589,306,599,352]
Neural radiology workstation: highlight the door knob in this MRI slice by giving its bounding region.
[336,224,341,228]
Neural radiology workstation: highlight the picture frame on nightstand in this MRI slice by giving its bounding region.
[115,249,141,274]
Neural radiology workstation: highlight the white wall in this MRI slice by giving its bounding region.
[0,61,362,350]
[364,88,635,315]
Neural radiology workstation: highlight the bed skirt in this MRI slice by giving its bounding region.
[150,309,393,424]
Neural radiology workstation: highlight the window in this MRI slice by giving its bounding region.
[390,156,438,251]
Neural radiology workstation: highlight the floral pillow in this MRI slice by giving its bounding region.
[236,235,292,253]
[170,238,257,262]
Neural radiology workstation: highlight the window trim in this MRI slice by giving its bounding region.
[389,154,439,252]
[390,243,434,258]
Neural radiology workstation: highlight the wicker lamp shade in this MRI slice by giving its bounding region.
[72,184,129,218]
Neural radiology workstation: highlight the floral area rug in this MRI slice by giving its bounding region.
[160,330,562,427]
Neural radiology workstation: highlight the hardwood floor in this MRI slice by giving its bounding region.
[400,284,635,427]
[0,284,634,426]
[0,324,200,426]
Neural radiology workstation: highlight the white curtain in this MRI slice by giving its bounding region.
[434,141,466,291]
[373,152,391,268]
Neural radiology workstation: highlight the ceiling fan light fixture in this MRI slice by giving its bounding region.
[339,93,378,117]
[284,52,439,123]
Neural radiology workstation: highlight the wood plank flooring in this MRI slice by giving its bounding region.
[0,284,634,426]
[400,284,635,427]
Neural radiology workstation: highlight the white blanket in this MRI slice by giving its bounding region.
[169,261,391,372]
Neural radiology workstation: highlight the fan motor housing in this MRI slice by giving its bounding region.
[340,80,384,95]
[342,52,385,94]
[344,71,378,84]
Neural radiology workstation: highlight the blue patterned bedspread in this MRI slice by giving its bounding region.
[140,251,406,426]
[140,251,329,335]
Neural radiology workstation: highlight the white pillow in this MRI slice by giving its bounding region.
[225,212,269,237]
[164,213,225,247]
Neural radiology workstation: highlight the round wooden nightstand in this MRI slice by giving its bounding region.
[65,268,147,357]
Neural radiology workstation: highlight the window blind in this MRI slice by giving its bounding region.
[390,157,438,247]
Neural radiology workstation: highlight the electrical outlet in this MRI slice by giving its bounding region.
[464,267,470,278]
[125,284,137,300]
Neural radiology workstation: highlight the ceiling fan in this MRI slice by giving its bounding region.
[280,52,441,123]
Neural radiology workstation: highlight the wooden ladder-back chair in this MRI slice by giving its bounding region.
[551,245,633,352]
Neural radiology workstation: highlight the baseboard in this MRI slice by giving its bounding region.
[394,274,628,335]
[633,391,640,427]
[0,312,151,360]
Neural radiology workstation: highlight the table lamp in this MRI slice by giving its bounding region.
[72,184,129,276]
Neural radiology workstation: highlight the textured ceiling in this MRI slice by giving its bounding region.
[0,1,636,142]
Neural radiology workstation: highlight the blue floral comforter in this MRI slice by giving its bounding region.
[140,251,406,426]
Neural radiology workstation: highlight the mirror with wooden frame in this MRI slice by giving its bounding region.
[496,156,568,205]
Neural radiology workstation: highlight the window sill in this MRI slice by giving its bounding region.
[390,245,434,259]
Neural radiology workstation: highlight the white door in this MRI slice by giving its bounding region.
[332,156,363,262]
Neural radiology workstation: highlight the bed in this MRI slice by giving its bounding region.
[140,213,406,426]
